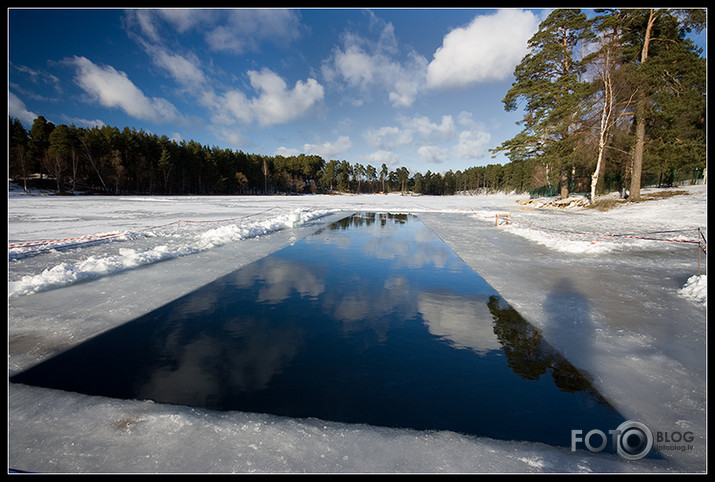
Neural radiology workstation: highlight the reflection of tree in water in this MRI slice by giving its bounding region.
[329,212,407,230]
[487,295,607,403]
[488,295,549,380]
[381,213,407,225]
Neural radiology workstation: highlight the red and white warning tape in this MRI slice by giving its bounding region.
[9,232,126,248]
[8,207,285,251]
[484,212,705,250]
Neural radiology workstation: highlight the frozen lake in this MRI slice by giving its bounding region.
[8,186,707,473]
[11,213,627,450]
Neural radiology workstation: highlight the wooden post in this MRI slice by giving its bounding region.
[495,213,511,226]
[698,228,701,276]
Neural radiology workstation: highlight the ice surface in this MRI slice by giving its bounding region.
[8,184,707,473]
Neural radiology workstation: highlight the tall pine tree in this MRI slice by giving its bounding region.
[495,9,594,198]
[617,9,706,200]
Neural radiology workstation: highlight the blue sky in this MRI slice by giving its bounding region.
[8,8,707,175]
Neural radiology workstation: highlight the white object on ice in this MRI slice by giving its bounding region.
[678,274,707,307]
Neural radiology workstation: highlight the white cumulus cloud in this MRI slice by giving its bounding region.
[427,9,539,89]
[248,69,325,126]
[276,136,353,160]
[125,9,302,55]
[364,125,413,150]
[418,145,448,164]
[454,130,492,159]
[303,136,353,159]
[68,56,182,124]
[399,114,456,141]
[9,92,39,125]
[152,49,206,89]
[322,17,427,108]
[366,150,401,166]
[213,68,324,127]
[275,146,301,157]
[204,9,302,54]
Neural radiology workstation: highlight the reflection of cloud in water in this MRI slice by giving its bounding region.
[167,286,222,319]
[404,241,453,270]
[136,316,304,406]
[135,333,223,407]
[418,292,501,355]
[384,275,409,292]
[363,235,409,260]
[324,216,455,271]
[333,294,371,324]
[222,317,304,391]
[323,276,416,343]
[360,230,454,271]
[414,223,439,244]
[233,257,325,304]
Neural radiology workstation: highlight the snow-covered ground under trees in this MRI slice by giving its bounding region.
[7,183,707,474]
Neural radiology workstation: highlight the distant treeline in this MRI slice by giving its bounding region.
[8,116,541,196]
[7,112,703,198]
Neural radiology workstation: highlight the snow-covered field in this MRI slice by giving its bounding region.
[8,184,707,473]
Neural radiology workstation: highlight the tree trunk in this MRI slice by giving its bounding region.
[591,47,614,204]
[81,140,108,192]
[591,139,607,204]
[629,102,646,201]
[559,166,569,199]
[262,158,269,194]
[629,9,656,202]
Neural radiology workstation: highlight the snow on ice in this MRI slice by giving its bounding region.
[678,275,707,308]
[8,207,331,298]
[7,184,707,473]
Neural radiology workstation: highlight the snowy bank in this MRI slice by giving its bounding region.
[8,207,334,298]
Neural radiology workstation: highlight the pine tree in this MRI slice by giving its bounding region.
[28,115,56,181]
[158,147,172,194]
[617,9,706,200]
[496,9,594,198]
[9,117,30,192]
